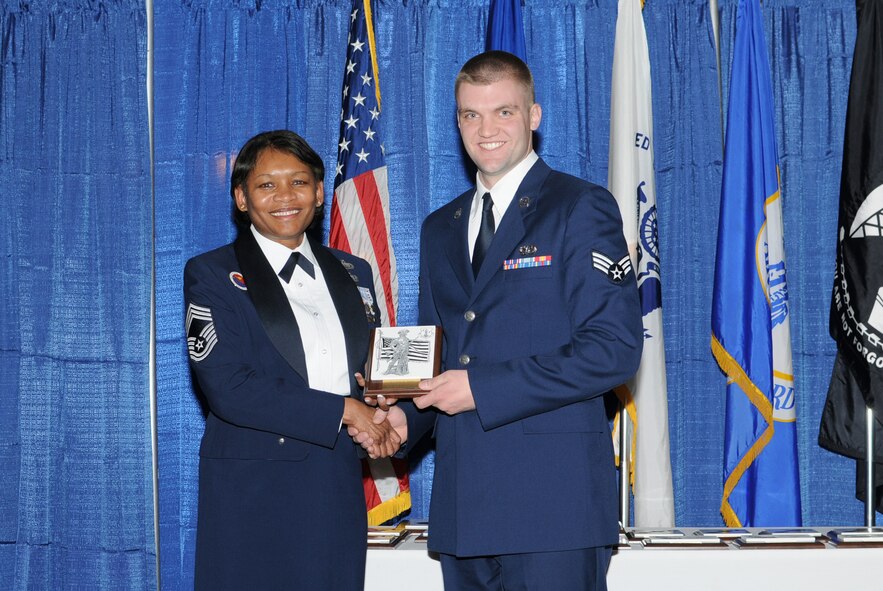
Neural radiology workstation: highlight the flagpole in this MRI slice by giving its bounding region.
[145,0,160,585]
[867,407,876,526]
[619,412,630,527]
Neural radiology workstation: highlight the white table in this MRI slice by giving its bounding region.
[366,534,883,590]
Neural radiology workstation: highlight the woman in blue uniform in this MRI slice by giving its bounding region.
[184,130,398,590]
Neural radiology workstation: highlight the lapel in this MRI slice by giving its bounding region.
[442,190,476,297]
[311,239,371,394]
[471,158,550,298]
[234,230,309,382]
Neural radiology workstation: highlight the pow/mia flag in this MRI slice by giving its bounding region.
[186,303,217,362]
[819,0,883,512]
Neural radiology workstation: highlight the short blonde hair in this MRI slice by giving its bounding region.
[455,50,535,103]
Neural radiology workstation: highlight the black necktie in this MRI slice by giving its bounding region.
[472,192,495,277]
[278,252,315,282]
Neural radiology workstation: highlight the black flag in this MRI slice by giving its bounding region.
[819,0,883,512]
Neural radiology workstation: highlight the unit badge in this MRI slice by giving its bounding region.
[592,251,632,284]
[186,303,218,362]
[229,271,247,291]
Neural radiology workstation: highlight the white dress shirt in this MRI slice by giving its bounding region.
[251,226,350,396]
[467,150,539,260]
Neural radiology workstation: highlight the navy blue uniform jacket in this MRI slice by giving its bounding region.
[409,158,643,557]
[184,230,379,590]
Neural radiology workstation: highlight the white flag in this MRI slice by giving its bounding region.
[608,0,675,527]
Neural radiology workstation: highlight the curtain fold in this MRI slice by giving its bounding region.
[0,1,155,589]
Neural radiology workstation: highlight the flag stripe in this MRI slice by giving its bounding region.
[352,170,397,323]
[332,171,397,325]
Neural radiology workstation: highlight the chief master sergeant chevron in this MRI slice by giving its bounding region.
[395,50,644,590]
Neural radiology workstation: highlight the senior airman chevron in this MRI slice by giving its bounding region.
[592,250,632,283]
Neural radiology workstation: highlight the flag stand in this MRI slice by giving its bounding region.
[619,410,630,527]
[866,407,876,527]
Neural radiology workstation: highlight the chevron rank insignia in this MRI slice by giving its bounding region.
[592,251,632,284]
[186,303,218,362]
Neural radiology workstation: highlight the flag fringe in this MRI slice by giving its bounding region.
[612,384,639,487]
[366,490,411,526]
[711,333,775,527]
[362,0,381,109]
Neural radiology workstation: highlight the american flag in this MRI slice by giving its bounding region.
[330,0,410,526]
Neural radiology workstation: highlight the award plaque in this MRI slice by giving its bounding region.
[364,325,442,397]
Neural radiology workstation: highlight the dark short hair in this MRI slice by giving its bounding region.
[455,50,535,103]
[230,130,325,227]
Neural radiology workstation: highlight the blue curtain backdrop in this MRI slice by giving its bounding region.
[154,1,861,585]
[0,1,155,589]
[0,0,869,588]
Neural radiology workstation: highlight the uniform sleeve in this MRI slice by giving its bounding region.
[468,185,644,430]
[184,257,346,449]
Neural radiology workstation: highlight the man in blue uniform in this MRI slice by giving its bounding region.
[389,51,643,590]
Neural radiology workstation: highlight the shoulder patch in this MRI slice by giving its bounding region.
[186,303,218,362]
[592,251,632,284]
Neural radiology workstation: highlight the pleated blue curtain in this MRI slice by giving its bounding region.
[154,1,864,584]
[0,0,864,588]
[0,1,155,589]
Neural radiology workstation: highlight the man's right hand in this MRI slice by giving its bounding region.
[343,398,401,459]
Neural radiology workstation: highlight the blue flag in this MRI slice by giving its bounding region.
[486,0,526,61]
[711,0,801,527]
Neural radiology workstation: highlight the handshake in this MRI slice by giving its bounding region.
[341,368,475,459]
[343,393,407,459]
